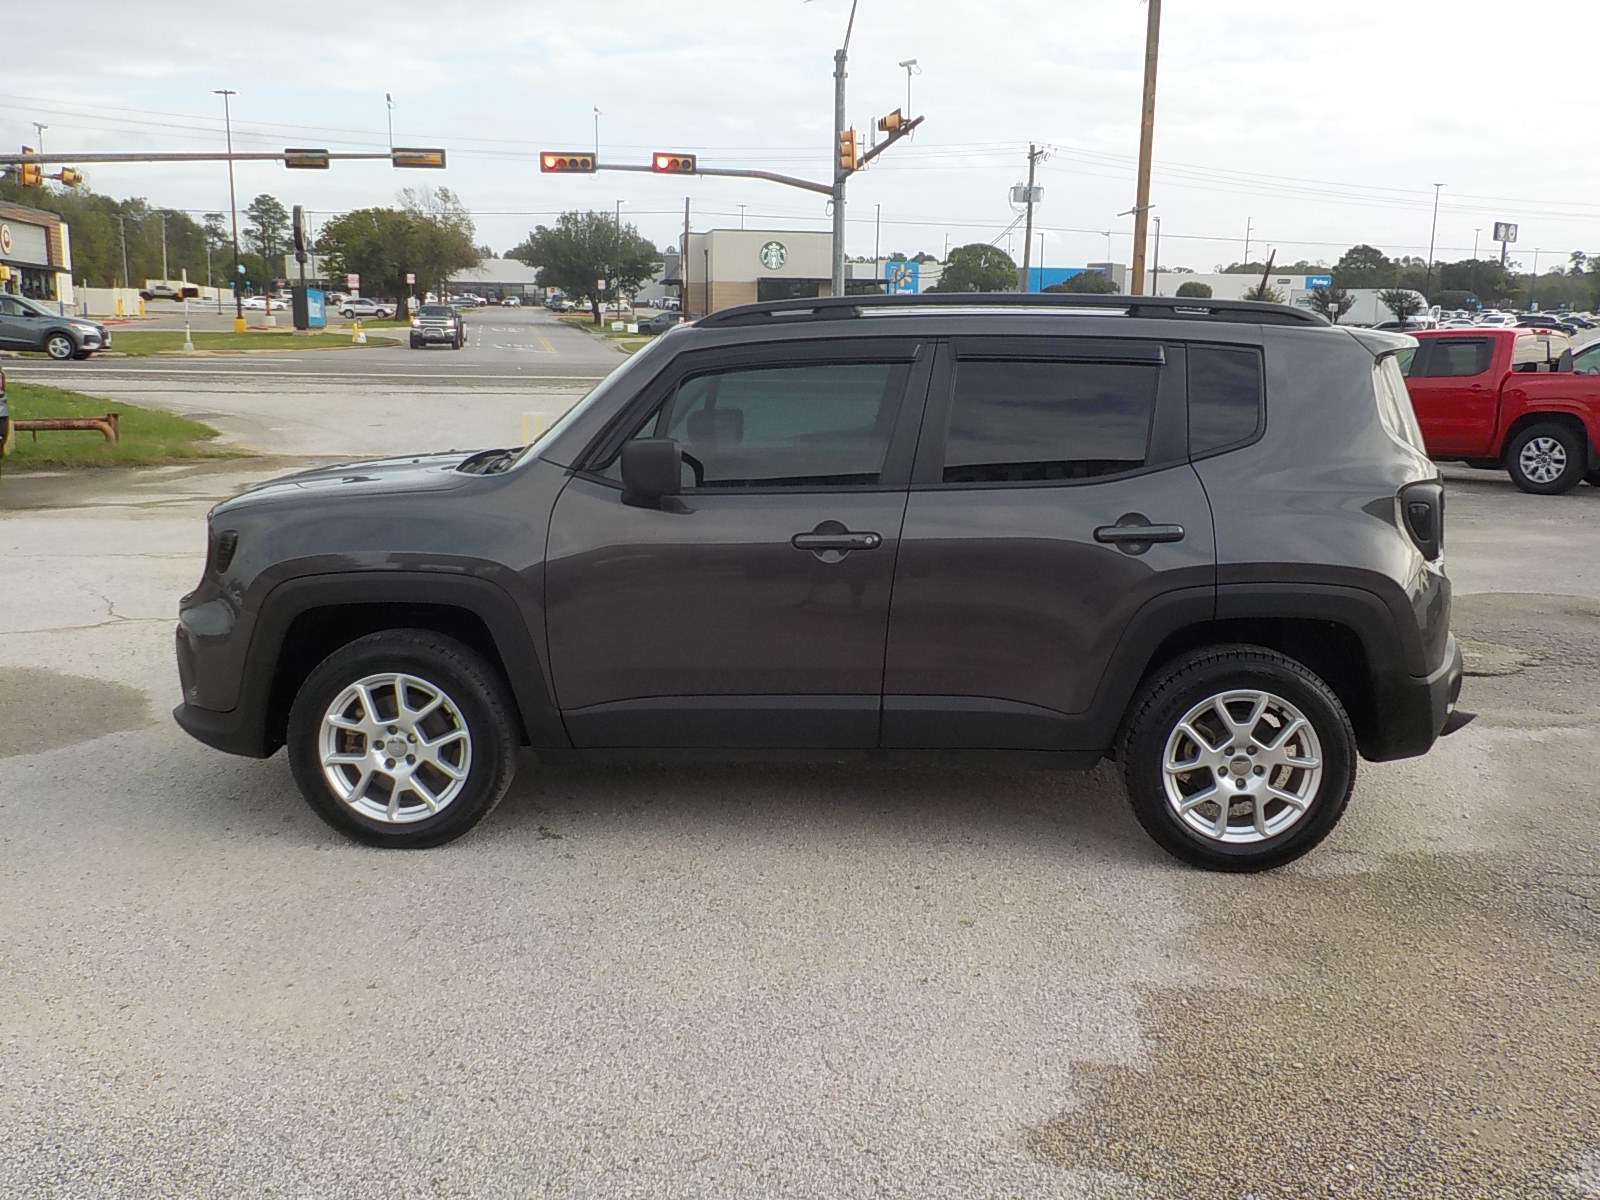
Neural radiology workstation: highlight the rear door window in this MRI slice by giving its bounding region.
[1187,345,1263,455]
[1413,339,1492,378]
[940,358,1161,483]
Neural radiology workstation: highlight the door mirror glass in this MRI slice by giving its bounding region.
[621,438,683,505]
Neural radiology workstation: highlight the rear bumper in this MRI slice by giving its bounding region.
[1363,632,1465,762]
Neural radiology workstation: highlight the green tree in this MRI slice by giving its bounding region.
[1044,270,1117,294]
[243,194,290,266]
[928,243,1016,292]
[1332,244,1398,289]
[507,211,661,323]
[1174,280,1213,298]
[319,195,479,320]
[1378,288,1423,324]
[1241,283,1285,303]
[1300,284,1355,323]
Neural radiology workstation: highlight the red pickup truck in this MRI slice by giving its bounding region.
[1403,328,1600,494]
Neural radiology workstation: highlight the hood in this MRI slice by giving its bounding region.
[215,450,478,514]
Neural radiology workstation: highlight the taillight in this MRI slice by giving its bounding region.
[210,529,239,574]
[1399,481,1443,561]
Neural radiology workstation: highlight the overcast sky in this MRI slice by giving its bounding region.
[7,1,1599,275]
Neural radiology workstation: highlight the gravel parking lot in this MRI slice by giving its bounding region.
[2,459,1597,1200]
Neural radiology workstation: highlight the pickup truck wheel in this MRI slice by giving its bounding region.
[1119,646,1356,872]
[286,631,519,848]
[1507,423,1584,494]
[44,333,77,360]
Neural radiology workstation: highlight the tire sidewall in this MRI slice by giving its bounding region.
[1123,653,1356,871]
[1507,424,1583,495]
[286,634,517,848]
[45,332,77,360]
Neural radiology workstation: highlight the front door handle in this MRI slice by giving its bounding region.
[1094,513,1185,555]
[792,520,882,562]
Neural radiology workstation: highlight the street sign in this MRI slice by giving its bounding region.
[292,204,308,264]
[346,274,359,290]
[1493,221,1518,243]
[391,147,447,169]
[405,273,415,285]
[1010,185,1043,205]
[284,148,331,170]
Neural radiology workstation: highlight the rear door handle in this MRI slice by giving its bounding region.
[792,531,882,551]
[1093,515,1185,555]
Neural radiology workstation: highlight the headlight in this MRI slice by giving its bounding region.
[411,318,421,327]
[71,323,99,333]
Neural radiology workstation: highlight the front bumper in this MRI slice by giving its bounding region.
[412,326,460,342]
[1363,632,1466,762]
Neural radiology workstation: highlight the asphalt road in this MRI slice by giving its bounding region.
[4,306,624,459]
[2,394,1598,1195]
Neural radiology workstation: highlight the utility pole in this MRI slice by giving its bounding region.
[160,212,168,282]
[33,123,47,157]
[1019,143,1043,292]
[214,89,244,333]
[1243,216,1253,267]
[830,0,860,297]
[1423,182,1444,301]
[1127,0,1161,295]
[681,197,691,315]
[117,213,129,289]
[874,203,882,287]
[1151,215,1162,294]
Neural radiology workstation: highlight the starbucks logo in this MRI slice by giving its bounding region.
[758,240,788,270]
[0,225,11,256]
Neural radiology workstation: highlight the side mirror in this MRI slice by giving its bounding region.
[621,438,683,506]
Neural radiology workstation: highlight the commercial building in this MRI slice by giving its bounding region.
[0,201,74,307]
[444,257,542,303]
[682,230,934,315]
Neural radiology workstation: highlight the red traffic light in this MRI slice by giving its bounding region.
[652,152,696,175]
[541,152,596,173]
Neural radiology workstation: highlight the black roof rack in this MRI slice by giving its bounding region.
[695,292,1328,329]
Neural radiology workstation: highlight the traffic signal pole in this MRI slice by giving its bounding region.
[832,43,849,298]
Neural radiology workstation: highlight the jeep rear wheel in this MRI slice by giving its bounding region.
[1507,423,1584,495]
[286,631,519,848]
[1120,646,1356,872]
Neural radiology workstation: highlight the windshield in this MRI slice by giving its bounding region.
[416,306,453,317]
[507,333,678,470]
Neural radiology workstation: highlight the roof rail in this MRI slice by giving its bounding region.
[695,292,1329,329]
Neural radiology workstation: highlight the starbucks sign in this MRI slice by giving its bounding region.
[758,240,788,271]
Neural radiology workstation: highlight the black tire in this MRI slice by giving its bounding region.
[409,338,422,349]
[1118,645,1357,872]
[44,332,77,361]
[1506,422,1585,495]
[340,308,355,318]
[72,350,92,360]
[455,336,464,350]
[286,630,520,848]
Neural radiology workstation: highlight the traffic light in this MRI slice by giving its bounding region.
[837,129,858,172]
[284,147,331,170]
[391,147,447,169]
[652,152,696,175]
[876,108,905,134]
[541,152,595,173]
[56,168,83,187]
[18,147,41,187]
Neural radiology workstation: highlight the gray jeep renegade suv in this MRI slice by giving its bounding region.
[175,295,1466,871]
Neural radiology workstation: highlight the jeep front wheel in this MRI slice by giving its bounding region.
[286,631,519,848]
[1119,646,1356,872]
[1507,422,1584,494]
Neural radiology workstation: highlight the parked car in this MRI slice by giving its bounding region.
[637,311,684,334]
[339,298,393,320]
[1402,327,1600,493]
[242,296,288,312]
[501,296,522,307]
[409,304,466,350]
[174,293,1465,872]
[139,281,198,301]
[0,294,111,360]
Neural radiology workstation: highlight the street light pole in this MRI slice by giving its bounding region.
[385,92,394,149]
[874,202,881,288]
[1424,182,1444,301]
[214,89,244,333]
[738,203,746,230]
[1151,214,1162,294]
[830,0,860,297]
